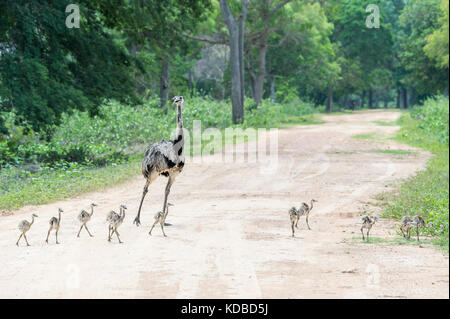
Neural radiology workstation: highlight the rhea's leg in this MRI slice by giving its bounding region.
[416,225,419,241]
[160,222,167,237]
[291,222,295,237]
[77,225,83,238]
[24,233,30,246]
[135,180,151,227]
[162,176,175,217]
[46,228,51,244]
[400,226,405,238]
[306,214,311,230]
[108,226,112,241]
[361,227,365,240]
[84,224,93,237]
[55,229,59,244]
[115,229,123,243]
[16,233,23,246]
[149,219,159,235]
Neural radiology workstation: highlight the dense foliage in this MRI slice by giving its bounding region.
[382,96,449,250]
[0,97,317,209]
[0,0,140,134]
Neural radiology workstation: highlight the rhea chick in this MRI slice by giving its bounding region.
[77,203,97,238]
[361,215,378,241]
[16,213,38,246]
[149,202,174,237]
[106,204,127,243]
[46,208,64,244]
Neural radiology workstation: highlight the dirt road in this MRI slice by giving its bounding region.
[1,110,448,298]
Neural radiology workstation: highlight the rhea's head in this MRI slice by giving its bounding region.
[173,96,184,107]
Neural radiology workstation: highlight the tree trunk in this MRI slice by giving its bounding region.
[343,95,348,108]
[396,89,400,108]
[220,0,247,124]
[374,89,379,108]
[361,90,366,109]
[400,87,408,109]
[187,67,194,97]
[248,71,256,100]
[160,59,169,113]
[270,75,276,102]
[239,1,248,108]
[326,86,333,113]
[254,37,268,105]
[368,89,373,108]
[409,87,416,107]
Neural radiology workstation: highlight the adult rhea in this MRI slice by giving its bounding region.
[134,96,185,228]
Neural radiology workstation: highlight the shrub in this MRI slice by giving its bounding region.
[410,96,449,145]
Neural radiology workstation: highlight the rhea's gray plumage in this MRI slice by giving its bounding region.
[16,213,38,246]
[411,215,425,241]
[400,216,413,239]
[360,215,378,241]
[149,202,174,237]
[134,96,185,231]
[46,208,63,244]
[400,215,426,241]
[107,204,127,243]
[295,199,318,230]
[77,203,97,238]
[289,202,308,237]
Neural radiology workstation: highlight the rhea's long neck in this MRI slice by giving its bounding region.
[90,205,94,217]
[176,104,183,132]
[58,212,61,225]
[30,216,35,226]
[175,104,184,153]
[310,200,314,210]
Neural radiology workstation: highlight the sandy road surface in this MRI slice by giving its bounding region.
[1,110,448,298]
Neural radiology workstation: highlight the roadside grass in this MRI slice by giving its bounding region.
[348,236,434,246]
[373,120,398,126]
[278,114,325,127]
[0,128,259,211]
[352,133,380,140]
[375,97,449,252]
[0,154,142,210]
[369,149,418,156]
[1,114,313,211]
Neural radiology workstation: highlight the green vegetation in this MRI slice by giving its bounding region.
[379,96,449,251]
[373,120,398,126]
[348,236,434,246]
[352,133,378,140]
[0,0,448,220]
[370,149,418,156]
[0,97,318,210]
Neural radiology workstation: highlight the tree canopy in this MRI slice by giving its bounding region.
[0,0,448,132]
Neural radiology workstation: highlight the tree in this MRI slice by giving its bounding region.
[424,0,449,69]
[263,1,339,109]
[101,0,212,110]
[245,0,292,105]
[398,0,449,98]
[0,0,140,134]
[219,0,249,124]
[330,0,394,108]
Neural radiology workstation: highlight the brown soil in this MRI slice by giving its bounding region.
[1,110,448,298]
